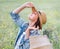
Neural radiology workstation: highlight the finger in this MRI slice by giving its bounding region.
[29,27,38,30]
[33,26,39,30]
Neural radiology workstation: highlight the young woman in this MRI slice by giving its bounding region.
[10,2,46,49]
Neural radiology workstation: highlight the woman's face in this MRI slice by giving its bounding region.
[28,12,38,21]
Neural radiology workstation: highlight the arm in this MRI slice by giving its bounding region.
[12,4,26,14]
[13,2,34,14]
[10,2,34,28]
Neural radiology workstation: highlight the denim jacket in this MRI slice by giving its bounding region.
[10,12,40,49]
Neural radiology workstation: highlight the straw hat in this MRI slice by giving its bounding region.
[38,10,47,29]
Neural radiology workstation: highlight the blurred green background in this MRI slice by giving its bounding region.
[0,0,60,49]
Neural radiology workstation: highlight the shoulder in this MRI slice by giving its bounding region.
[21,22,29,29]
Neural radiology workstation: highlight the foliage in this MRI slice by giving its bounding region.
[0,0,60,49]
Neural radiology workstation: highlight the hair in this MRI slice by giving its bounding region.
[34,11,42,29]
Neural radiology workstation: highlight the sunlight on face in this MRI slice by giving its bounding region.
[28,12,38,21]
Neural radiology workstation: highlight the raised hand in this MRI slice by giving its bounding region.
[23,2,34,8]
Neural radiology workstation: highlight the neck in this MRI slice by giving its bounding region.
[29,20,36,27]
